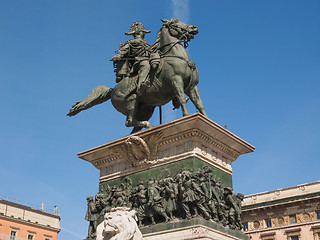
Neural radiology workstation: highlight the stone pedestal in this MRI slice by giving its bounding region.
[79,113,254,240]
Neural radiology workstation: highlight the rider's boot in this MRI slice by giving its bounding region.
[137,60,150,96]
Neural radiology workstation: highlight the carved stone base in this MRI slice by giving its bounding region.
[141,218,250,240]
[78,113,254,183]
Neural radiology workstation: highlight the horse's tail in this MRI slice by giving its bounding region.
[67,85,113,117]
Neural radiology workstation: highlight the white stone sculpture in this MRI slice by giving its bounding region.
[96,207,142,240]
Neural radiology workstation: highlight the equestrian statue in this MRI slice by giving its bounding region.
[67,19,207,133]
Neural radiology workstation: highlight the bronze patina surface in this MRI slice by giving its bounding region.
[67,19,206,133]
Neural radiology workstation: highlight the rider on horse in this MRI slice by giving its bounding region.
[68,19,206,133]
[111,22,155,96]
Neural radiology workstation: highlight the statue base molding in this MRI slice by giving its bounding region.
[78,113,254,184]
[142,218,249,240]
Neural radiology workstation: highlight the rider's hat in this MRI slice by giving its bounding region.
[125,21,151,35]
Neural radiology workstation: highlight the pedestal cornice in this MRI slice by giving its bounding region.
[78,113,255,181]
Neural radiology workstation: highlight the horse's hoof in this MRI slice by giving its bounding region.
[125,119,133,127]
[145,122,153,129]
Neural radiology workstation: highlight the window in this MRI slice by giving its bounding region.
[28,235,34,240]
[311,226,320,239]
[260,232,275,240]
[316,211,320,220]
[44,234,52,240]
[10,231,16,240]
[289,215,297,224]
[243,222,248,231]
[265,219,272,228]
[285,228,300,239]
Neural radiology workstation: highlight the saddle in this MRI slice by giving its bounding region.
[113,52,161,94]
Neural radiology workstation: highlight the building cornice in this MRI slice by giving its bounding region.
[242,192,320,211]
[243,181,320,207]
[0,214,60,232]
[0,199,60,220]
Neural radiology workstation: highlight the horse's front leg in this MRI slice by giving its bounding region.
[125,93,137,128]
[172,76,189,116]
[125,95,153,132]
[130,120,153,134]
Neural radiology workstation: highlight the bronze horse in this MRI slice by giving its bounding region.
[67,19,207,132]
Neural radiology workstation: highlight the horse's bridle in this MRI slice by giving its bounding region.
[167,22,193,45]
[158,22,193,55]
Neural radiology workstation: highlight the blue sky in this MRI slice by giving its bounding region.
[0,1,319,239]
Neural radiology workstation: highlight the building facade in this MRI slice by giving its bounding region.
[241,181,320,240]
[0,198,60,240]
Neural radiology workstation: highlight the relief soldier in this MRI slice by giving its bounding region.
[85,195,99,240]
[133,181,147,226]
[224,187,242,229]
[147,178,170,224]
[163,175,178,219]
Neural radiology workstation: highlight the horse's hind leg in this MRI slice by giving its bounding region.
[186,86,207,117]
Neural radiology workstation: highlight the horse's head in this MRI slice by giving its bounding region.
[161,18,199,42]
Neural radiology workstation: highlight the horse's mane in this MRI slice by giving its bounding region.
[152,19,176,52]
[151,25,164,52]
